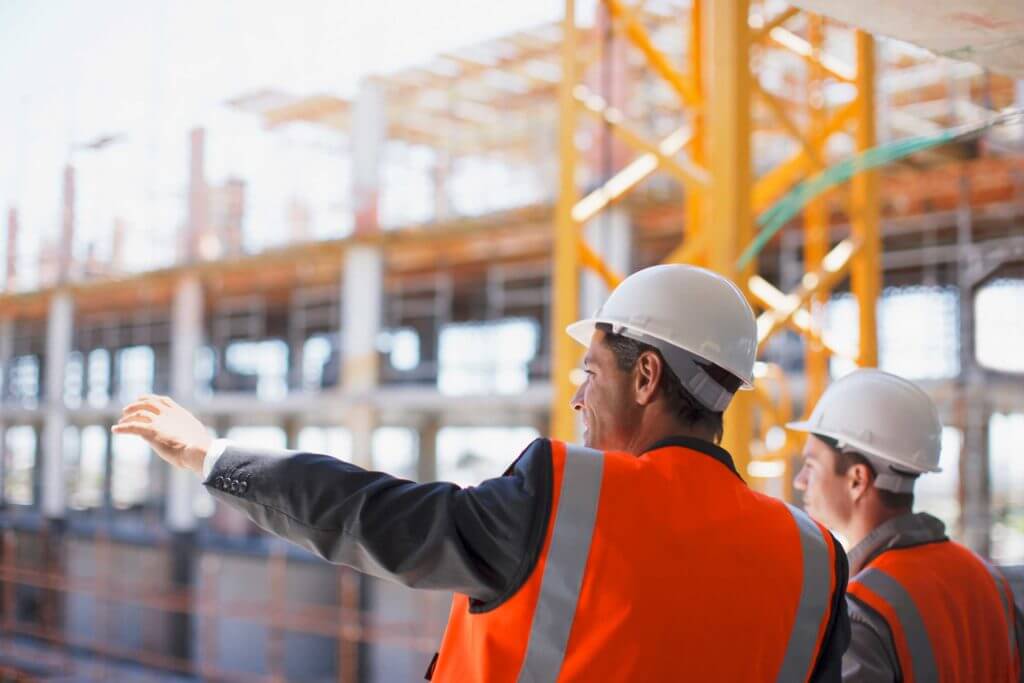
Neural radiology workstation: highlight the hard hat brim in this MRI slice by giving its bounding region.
[785,421,941,474]
[785,420,814,434]
[566,319,597,348]
[566,318,754,390]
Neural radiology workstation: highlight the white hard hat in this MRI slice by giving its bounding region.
[787,369,942,493]
[566,264,757,411]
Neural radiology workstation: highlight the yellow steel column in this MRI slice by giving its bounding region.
[684,0,704,266]
[851,30,880,367]
[551,0,581,441]
[706,0,753,478]
[803,15,829,412]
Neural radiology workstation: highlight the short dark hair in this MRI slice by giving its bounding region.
[821,436,915,511]
[598,324,725,443]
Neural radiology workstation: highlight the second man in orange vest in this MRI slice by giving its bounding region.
[792,369,1023,682]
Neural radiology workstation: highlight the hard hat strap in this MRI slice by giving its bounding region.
[616,327,736,412]
[873,471,918,493]
[836,443,920,493]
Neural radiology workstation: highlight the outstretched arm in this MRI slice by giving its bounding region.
[113,396,553,604]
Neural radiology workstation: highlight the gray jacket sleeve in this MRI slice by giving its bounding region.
[842,596,901,683]
[203,437,554,605]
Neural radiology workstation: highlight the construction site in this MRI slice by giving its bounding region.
[0,0,1022,680]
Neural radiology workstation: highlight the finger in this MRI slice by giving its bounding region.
[111,422,157,439]
[121,400,161,416]
[116,411,153,425]
[121,402,158,416]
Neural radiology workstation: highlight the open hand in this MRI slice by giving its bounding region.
[112,395,213,475]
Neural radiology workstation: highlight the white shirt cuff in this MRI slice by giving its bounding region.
[202,438,231,481]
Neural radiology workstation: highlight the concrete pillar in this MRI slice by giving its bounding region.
[349,406,376,470]
[283,416,301,450]
[102,419,114,516]
[960,392,991,555]
[59,165,75,283]
[0,318,11,503]
[352,79,386,235]
[111,217,126,273]
[221,178,246,257]
[167,274,204,660]
[580,208,632,319]
[342,247,383,392]
[955,166,991,555]
[166,274,203,531]
[185,128,208,263]
[432,151,451,223]
[342,246,383,468]
[5,207,17,290]
[416,417,439,483]
[41,292,72,519]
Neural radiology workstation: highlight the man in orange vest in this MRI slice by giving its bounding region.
[114,264,849,681]
[791,369,1024,682]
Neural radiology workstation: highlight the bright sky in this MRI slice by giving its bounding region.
[0,0,562,283]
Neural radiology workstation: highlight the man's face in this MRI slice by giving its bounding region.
[570,330,639,451]
[793,435,854,530]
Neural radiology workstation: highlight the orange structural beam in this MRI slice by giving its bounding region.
[604,0,700,107]
[579,241,623,290]
[754,237,862,345]
[752,99,857,212]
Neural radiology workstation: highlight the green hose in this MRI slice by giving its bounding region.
[735,108,1022,271]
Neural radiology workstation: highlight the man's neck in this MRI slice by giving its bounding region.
[623,417,715,455]
[842,504,912,550]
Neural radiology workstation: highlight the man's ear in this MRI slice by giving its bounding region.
[634,350,663,406]
[847,462,874,503]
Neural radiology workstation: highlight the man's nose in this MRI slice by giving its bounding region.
[793,464,809,492]
[570,382,584,412]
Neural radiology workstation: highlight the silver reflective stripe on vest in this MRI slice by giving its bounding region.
[776,504,835,683]
[516,444,604,683]
[981,560,1018,661]
[856,568,939,683]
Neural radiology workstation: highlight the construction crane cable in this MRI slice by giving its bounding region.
[735,107,1024,271]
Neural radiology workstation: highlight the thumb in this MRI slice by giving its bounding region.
[111,422,158,440]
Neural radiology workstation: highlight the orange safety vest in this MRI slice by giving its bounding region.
[431,439,841,682]
[848,540,1020,683]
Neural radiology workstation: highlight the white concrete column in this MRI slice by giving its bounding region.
[166,274,204,531]
[0,318,12,500]
[348,406,376,470]
[580,208,633,318]
[185,128,208,262]
[58,166,75,283]
[5,208,18,291]
[416,417,439,483]
[342,246,383,392]
[42,292,73,518]
[342,246,383,469]
[352,79,386,235]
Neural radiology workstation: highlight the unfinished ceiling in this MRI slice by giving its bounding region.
[791,0,1024,77]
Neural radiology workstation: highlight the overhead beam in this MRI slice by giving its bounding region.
[755,237,861,345]
[604,0,700,107]
[575,85,709,191]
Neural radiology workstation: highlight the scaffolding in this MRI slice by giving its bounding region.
[0,1,1022,679]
